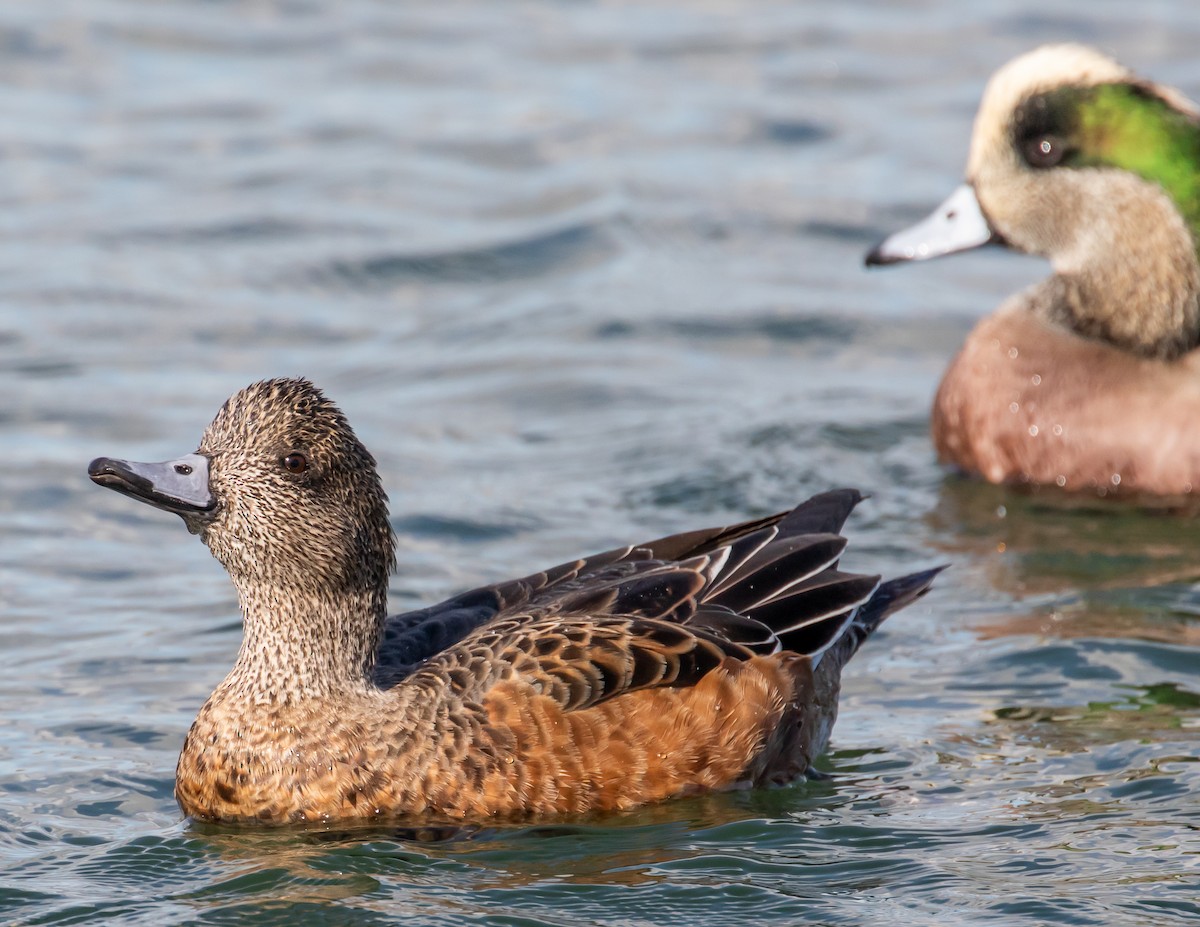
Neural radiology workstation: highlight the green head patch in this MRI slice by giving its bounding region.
[1012,82,1200,244]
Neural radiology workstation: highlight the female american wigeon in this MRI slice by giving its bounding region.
[89,377,938,825]
[867,44,1200,499]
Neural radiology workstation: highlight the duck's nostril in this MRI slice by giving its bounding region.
[175,463,193,476]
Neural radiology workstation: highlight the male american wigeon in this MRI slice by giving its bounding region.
[868,44,1200,499]
[89,378,938,825]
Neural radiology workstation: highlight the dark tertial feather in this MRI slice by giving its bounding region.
[749,572,882,639]
[775,488,864,536]
[686,606,780,654]
[706,535,849,612]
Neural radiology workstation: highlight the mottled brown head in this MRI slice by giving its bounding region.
[197,378,395,595]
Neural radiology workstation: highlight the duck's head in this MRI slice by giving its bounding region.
[868,44,1200,358]
[89,378,395,594]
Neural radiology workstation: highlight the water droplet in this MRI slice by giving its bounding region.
[1028,425,1039,436]
[1111,473,1121,486]
[1056,475,1066,487]
[996,505,1007,518]
[1051,424,1063,436]
[1031,374,1042,385]
[1009,402,1019,414]
[1008,347,1019,359]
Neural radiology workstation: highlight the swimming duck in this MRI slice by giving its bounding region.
[867,44,1200,498]
[88,378,939,825]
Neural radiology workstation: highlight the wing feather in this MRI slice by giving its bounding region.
[382,489,939,711]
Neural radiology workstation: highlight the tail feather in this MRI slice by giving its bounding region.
[857,566,946,634]
[814,565,946,670]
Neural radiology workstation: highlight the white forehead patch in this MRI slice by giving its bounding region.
[987,44,1132,106]
[965,44,1199,176]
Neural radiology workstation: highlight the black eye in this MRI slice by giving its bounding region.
[1023,134,1067,169]
[174,463,193,475]
[281,452,308,475]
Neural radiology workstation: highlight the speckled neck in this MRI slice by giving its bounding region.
[1022,83,1200,357]
[1052,171,1200,359]
[973,162,1200,359]
[221,580,388,702]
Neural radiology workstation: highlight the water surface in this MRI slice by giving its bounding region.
[2,2,1199,924]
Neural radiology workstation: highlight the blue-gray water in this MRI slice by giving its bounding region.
[3,2,1200,925]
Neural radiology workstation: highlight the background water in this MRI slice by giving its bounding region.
[2,1,1199,924]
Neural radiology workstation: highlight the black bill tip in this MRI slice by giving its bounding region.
[87,453,216,526]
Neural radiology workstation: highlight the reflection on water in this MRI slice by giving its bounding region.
[928,479,1200,646]
[2,1,1199,925]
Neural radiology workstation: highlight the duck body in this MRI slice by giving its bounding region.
[868,44,1200,499]
[89,378,938,825]
[175,615,817,824]
[934,289,1200,496]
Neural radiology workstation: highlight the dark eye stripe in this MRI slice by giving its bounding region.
[1013,88,1077,171]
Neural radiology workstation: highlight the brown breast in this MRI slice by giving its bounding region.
[932,302,1200,497]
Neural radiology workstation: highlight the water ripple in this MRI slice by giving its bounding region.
[304,222,619,289]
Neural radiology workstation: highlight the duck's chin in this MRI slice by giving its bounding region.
[184,511,214,535]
